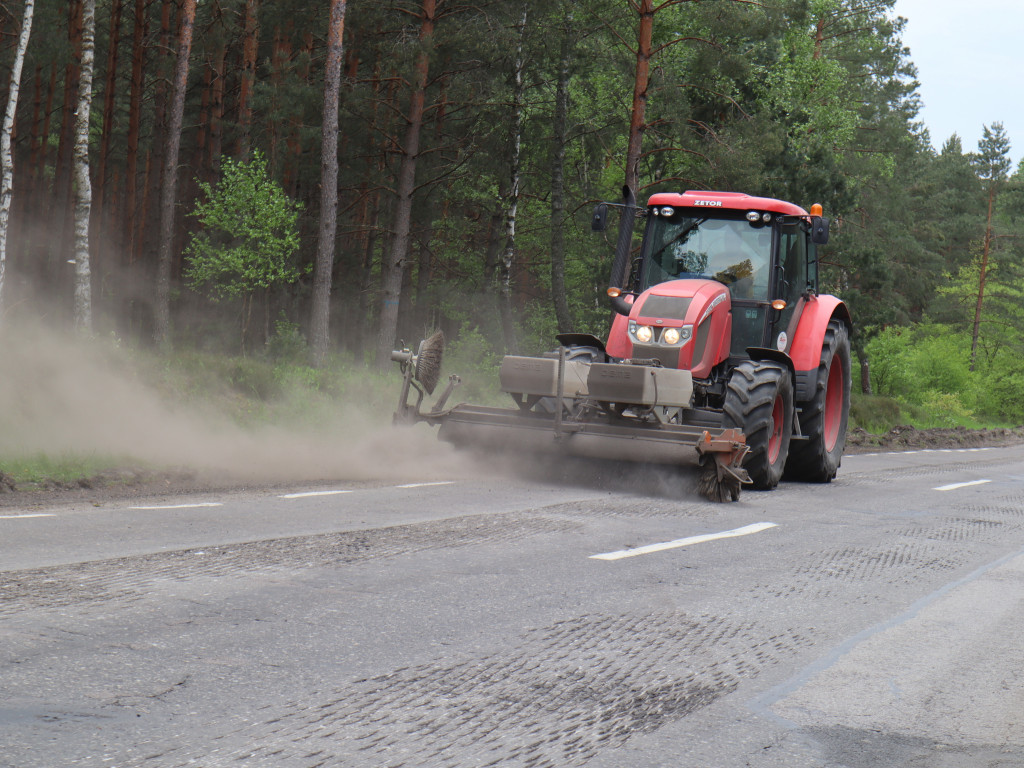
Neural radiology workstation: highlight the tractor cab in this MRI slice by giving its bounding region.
[604,191,828,379]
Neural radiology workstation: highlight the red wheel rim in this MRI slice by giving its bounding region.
[823,360,844,451]
[768,392,784,463]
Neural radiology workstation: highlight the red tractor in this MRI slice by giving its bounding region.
[393,189,851,501]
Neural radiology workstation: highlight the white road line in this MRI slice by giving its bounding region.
[853,447,995,458]
[0,513,57,519]
[934,479,992,492]
[130,502,224,510]
[590,522,778,561]
[279,490,353,499]
[396,481,455,489]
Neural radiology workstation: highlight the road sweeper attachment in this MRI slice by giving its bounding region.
[392,333,751,502]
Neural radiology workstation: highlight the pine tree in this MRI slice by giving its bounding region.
[970,122,1012,370]
[309,0,348,367]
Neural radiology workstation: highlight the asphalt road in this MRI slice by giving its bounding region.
[3,444,1024,767]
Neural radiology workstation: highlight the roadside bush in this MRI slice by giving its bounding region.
[918,390,975,428]
[266,316,308,364]
[864,323,986,427]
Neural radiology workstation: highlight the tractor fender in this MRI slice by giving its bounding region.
[788,294,851,402]
[746,347,794,378]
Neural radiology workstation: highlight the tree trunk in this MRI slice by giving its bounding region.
[624,0,653,197]
[0,0,35,315]
[73,0,97,333]
[860,356,872,395]
[124,0,147,265]
[95,0,123,256]
[153,0,198,350]
[374,0,436,370]
[236,0,259,157]
[208,40,227,173]
[497,5,528,356]
[550,6,573,334]
[310,0,347,368]
[969,186,995,371]
[137,0,173,268]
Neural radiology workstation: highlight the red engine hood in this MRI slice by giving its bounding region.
[606,279,732,377]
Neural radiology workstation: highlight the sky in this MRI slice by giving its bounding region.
[892,0,1024,168]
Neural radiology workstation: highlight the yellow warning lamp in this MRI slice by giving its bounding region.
[607,287,622,298]
[771,299,787,311]
[810,203,823,217]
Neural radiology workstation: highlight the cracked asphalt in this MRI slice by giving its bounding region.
[2,445,1024,767]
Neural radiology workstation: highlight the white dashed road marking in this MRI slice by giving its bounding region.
[130,502,224,510]
[279,490,353,499]
[0,513,57,519]
[396,482,455,489]
[590,522,778,561]
[934,479,992,492]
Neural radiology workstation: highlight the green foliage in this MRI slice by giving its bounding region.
[865,322,1024,425]
[764,8,859,159]
[185,151,305,300]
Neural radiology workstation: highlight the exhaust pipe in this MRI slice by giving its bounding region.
[608,186,637,317]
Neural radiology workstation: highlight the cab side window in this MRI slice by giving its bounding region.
[773,223,810,344]
[778,223,808,307]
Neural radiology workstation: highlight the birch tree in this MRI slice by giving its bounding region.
[497,5,528,355]
[73,0,98,332]
[310,0,348,368]
[0,0,36,317]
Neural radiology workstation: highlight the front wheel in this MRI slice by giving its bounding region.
[785,320,851,482]
[722,360,793,490]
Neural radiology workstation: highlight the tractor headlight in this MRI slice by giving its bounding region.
[662,325,692,346]
[629,320,654,344]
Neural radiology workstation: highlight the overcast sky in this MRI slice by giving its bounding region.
[892,0,1024,168]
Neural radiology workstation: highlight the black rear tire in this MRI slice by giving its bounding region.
[723,360,793,490]
[785,320,851,482]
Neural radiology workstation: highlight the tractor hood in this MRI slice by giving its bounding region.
[606,279,732,377]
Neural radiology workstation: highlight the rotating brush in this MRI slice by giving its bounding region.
[414,330,445,395]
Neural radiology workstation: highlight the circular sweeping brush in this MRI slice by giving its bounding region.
[415,330,445,395]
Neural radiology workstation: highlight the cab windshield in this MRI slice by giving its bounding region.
[640,213,773,300]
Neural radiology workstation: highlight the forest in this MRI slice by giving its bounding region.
[0,0,1022,424]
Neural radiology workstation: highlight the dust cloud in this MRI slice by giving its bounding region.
[0,322,481,486]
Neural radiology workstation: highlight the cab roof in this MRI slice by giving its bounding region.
[647,191,808,217]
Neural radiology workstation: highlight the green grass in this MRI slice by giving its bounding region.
[0,454,142,488]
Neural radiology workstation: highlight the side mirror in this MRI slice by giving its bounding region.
[591,203,608,232]
[811,216,830,245]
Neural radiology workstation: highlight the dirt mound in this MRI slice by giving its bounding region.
[845,425,1024,454]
